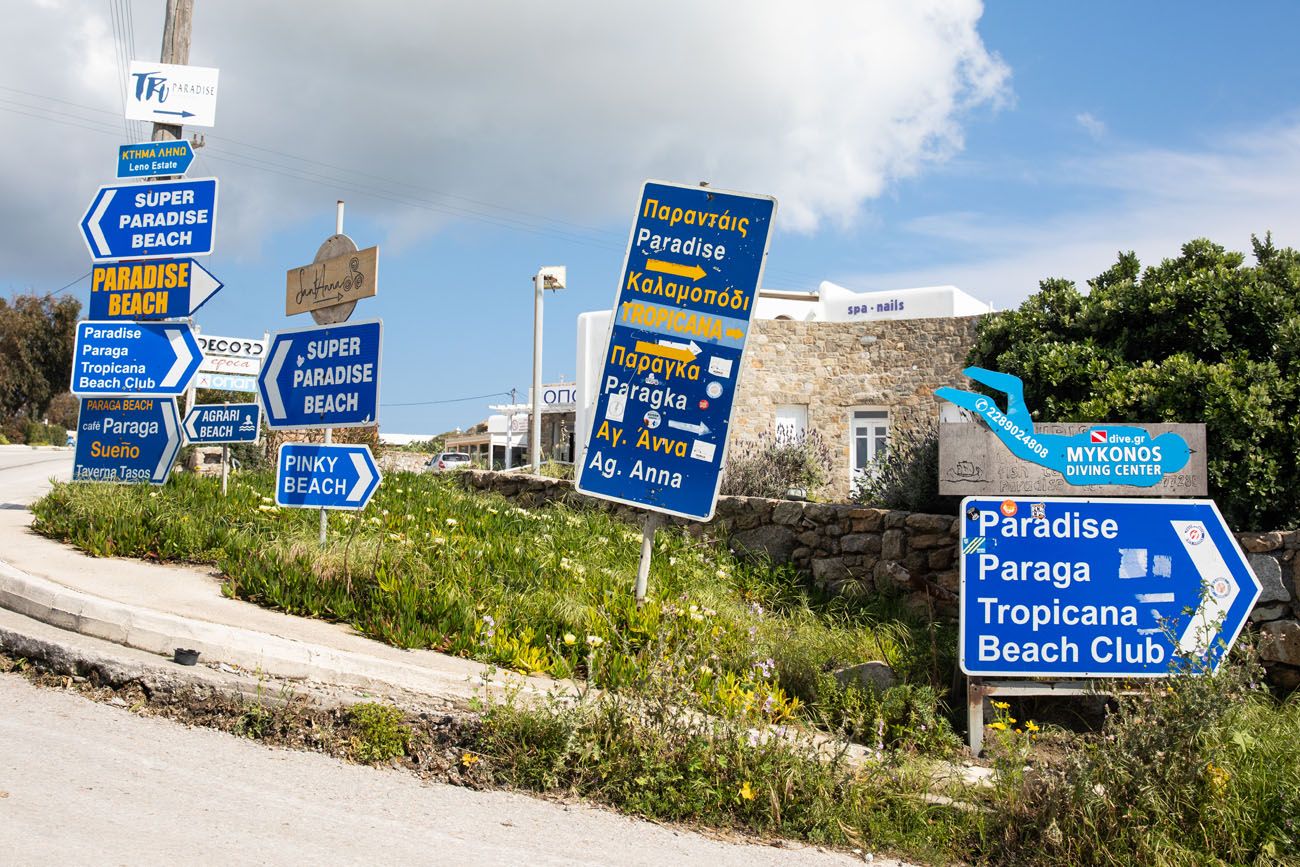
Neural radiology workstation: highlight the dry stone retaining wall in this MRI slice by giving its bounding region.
[455,469,1300,687]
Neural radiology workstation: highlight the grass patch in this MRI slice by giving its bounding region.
[30,471,958,749]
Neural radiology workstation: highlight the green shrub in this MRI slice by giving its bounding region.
[348,702,410,763]
[851,424,961,515]
[720,429,833,500]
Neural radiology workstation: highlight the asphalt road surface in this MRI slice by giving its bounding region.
[0,675,870,866]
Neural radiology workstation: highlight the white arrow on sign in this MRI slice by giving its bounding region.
[262,340,292,420]
[668,419,709,435]
[87,189,116,257]
[1171,519,1242,655]
[188,261,223,311]
[347,451,374,502]
[183,411,199,441]
[659,338,701,358]
[154,404,179,482]
[159,328,196,389]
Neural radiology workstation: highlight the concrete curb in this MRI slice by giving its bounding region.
[0,556,540,707]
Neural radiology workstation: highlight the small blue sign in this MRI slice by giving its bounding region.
[80,177,218,261]
[936,367,1191,487]
[89,258,223,320]
[960,496,1261,677]
[258,320,381,430]
[116,140,195,179]
[275,444,381,510]
[72,396,181,485]
[183,403,260,444]
[575,181,776,521]
[71,321,203,397]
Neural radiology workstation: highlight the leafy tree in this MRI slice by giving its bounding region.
[0,293,81,440]
[969,235,1300,530]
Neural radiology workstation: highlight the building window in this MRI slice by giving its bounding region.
[774,404,808,444]
[850,408,889,483]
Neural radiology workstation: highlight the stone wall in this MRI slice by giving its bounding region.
[731,316,984,500]
[455,469,1300,687]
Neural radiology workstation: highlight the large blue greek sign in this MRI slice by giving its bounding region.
[575,181,776,521]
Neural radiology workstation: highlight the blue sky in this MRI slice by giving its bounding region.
[3,1,1299,435]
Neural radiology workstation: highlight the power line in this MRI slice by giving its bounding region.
[382,391,514,408]
[40,270,91,300]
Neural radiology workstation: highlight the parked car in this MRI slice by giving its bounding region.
[425,452,472,473]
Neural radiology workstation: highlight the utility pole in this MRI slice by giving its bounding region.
[151,0,194,145]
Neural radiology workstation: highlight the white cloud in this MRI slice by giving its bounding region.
[844,119,1300,309]
[0,0,1007,280]
[1075,111,1106,140]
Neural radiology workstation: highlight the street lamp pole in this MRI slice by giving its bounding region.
[531,266,566,474]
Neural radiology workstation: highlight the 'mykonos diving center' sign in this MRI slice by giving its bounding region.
[937,367,1192,488]
[959,497,1260,677]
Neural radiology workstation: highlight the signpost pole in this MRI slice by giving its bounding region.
[319,202,344,546]
[151,0,193,147]
[531,273,543,474]
[634,512,662,608]
[220,401,229,497]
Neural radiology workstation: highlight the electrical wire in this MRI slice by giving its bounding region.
[382,391,515,408]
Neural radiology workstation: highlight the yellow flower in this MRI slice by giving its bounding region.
[460,752,480,767]
[738,781,756,801]
[563,633,576,646]
[989,721,1008,731]
[991,700,1010,710]
[1026,720,1040,733]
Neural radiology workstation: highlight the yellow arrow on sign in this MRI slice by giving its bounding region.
[634,340,695,363]
[725,327,745,340]
[646,258,707,282]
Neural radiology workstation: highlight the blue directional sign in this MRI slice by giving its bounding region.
[80,177,218,261]
[89,258,223,320]
[72,396,181,485]
[116,140,195,179]
[183,403,260,444]
[960,496,1261,677]
[258,320,381,430]
[275,444,381,510]
[575,181,776,521]
[71,321,203,397]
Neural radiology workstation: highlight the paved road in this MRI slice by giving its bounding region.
[0,446,71,506]
[0,674,869,866]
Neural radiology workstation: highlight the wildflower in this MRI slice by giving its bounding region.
[989,721,1008,731]
[445,518,458,527]
[260,496,272,504]
[761,695,775,715]
[425,507,432,513]
[699,664,713,675]
[716,569,729,579]
[563,633,576,646]
[431,535,446,545]
[481,614,496,640]
[748,601,764,617]
[991,700,1010,710]
[1025,720,1040,733]
[738,781,755,801]
[460,752,480,767]
[586,635,603,648]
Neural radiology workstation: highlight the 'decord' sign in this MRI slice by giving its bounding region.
[959,496,1260,677]
[284,245,378,316]
[575,181,776,521]
[258,319,381,430]
[72,396,181,485]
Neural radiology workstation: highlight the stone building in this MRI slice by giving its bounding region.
[575,281,990,501]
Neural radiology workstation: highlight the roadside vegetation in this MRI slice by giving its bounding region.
[31,470,959,749]
[29,472,1300,863]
